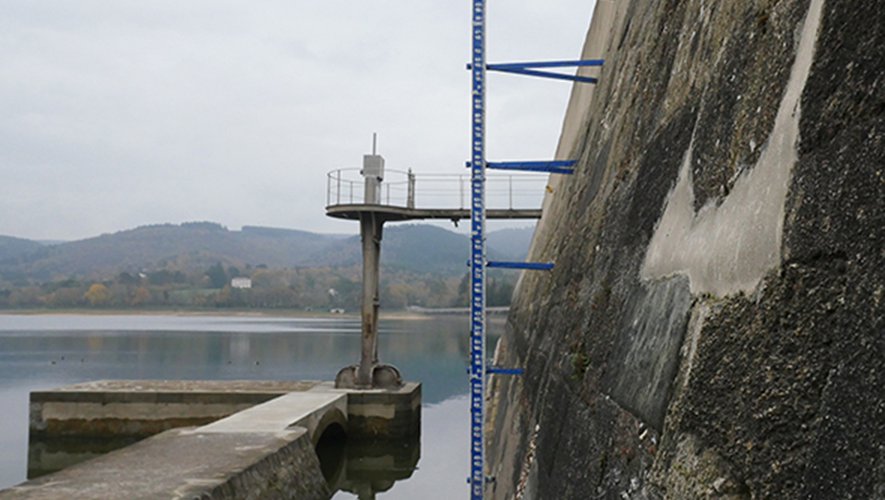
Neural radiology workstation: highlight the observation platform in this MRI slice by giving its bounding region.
[324,162,547,391]
[325,168,545,223]
[326,204,541,222]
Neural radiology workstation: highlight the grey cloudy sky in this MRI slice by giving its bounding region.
[1,1,597,241]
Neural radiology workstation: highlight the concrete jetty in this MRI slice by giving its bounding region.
[3,379,420,499]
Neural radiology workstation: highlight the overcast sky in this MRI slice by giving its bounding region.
[1,1,597,241]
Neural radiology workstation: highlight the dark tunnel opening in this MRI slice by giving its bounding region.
[314,423,347,485]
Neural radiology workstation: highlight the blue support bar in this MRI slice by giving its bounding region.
[487,367,525,375]
[467,59,604,71]
[487,261,555,271]
[487,59,604,70]
[487,160,576,174]
[468,0,487,497]
[488,66,599,84]
[467,59,604,85]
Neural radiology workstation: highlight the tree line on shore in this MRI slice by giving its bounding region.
[0,262,516,311]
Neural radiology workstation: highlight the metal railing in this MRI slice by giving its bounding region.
[326,168,547,211]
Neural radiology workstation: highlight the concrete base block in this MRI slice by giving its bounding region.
[29,380,321,440]
[13,379,422,497]
[332,382,421,440]
[3,428,330,500]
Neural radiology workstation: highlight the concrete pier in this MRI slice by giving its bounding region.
[29,380,318,440]
[5,379,420,499]
[4,426,329,500]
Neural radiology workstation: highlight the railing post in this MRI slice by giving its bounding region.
[408,169,416,209]
[509,175,513,209]
[336,170,341,204]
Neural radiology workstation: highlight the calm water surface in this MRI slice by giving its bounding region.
[0,313,494,498]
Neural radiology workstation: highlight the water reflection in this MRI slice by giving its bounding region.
[0,314,498,498]
[335,437,421,499]
[28,436,139,479]
[28,415,422,499]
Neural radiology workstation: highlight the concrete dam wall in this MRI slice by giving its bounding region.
[488,0,883,498]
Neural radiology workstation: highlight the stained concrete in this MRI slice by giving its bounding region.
[9,387,344,499]
[641,0,825,296]
[16,379,422,498]
[311,381,422,441]
[29,380,322,439]
[1,428,329,500]
[487,0,883,497]
[198,392,346,444]
[524,0,618,267]
[605,276,692,429]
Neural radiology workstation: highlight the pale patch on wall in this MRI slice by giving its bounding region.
[641,0,825,297]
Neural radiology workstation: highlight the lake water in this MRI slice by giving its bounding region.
[0,313,493,498]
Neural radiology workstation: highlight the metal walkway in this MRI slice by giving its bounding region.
[326,205,540,223]
[325,168,544,222]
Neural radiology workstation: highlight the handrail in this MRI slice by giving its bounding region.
[326,169,547,210]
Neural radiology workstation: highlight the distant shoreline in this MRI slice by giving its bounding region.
[0,308,503,321]
[0,308,344,318]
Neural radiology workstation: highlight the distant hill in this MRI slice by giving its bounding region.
[0,223,346,282]
[487,226,536,261]
[310,225,536,274]
[311,224,472,274]
[0,222,534,282]
[0,236,44,261]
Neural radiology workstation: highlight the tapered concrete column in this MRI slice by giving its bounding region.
[334,212,402,390]
[333,143,403,390]
[357,214,382,387]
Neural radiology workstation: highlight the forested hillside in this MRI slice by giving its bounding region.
[0,222,532,311]
[0,236,44,262]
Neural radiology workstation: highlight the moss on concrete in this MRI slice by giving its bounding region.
[487,0,883,498]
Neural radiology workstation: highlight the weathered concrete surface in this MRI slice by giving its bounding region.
[27,437,138,480]
[30,380,320,439]
[24,379,420,489]
[199,391,347,447]
[13,388,340,499]
[525,0,617,264]
[489,0,883,498]
[642,0,823,296]
[28,379,419,442]
[3,427,329,500]
[330,382,422,440]
[11,380,423,498]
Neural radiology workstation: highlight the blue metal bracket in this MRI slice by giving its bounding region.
[487,160,576,175]
[466,160,576,174]
[468,59,604,84]
[487,261,554,271]
[488,59,605,69]
[487,367,525,375]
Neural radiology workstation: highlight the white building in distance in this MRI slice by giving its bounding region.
[231,277,252,289]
